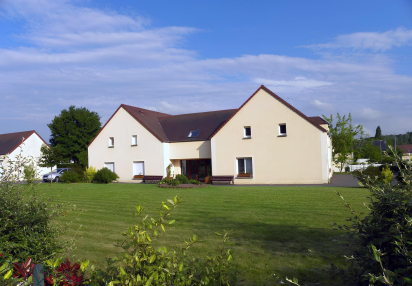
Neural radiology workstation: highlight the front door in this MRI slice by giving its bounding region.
[182,159,211,182]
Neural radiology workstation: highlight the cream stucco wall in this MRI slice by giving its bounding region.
[88,107,166,182]
[169,141,211,160]
[211,89,329,184]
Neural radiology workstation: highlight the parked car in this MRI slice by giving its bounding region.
[42,168,72,183]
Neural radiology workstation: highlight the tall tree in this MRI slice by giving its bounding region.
[375,126,382,139]
[323,113,364,172]
[48,106,101,165]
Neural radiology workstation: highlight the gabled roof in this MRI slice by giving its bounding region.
[88,85,327,145]
[121,104,170,142]
[209,85,328,138]
[0,130,48,155]
[159,109,237,142]
[398,144,412,154]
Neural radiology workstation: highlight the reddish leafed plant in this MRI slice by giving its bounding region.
[13,258,36,281]
[45,259,85,286]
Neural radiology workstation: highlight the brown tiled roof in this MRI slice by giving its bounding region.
[398,144,412,154]
[308,116,329,126]
[159,109,238,142]
[0,130,48,155]
[121,104,170,142]
[88,85,327,145]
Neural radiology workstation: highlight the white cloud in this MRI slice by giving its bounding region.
[310,100,334,111]
[356,107,386,121]
[304,27,412,52]
[0,0,411,138]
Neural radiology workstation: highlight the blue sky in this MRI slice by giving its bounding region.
[0,0,411,141]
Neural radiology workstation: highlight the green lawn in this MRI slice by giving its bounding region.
[42,183,368,285]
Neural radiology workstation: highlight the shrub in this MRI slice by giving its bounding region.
[23,163,37,184]
[345,166,350,173]
[92,167,119,183]
[335,147,412,285]
[61,170,82,183]
[189,179,202,185]
[0,149,69,262]
[381,156,394,165]
[88,197,238,285]
[175,174,189,184]
[84,166,97,182]
[380,165,393,185]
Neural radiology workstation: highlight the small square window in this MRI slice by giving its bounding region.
[279,124,287,136]
[244,126,251,138]
[188,130,200,138]
[132,135,137,146]
[109,137,114,147]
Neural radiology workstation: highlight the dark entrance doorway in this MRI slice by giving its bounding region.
[181,159,211,182]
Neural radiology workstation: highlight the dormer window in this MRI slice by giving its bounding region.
[244,126,251,138]
[279,124,287,136]
[188,130,200,138]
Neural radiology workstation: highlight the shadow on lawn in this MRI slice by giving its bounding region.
[177,214,348,285]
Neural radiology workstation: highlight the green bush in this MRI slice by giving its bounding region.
[381,156,394,165]
[84,166,97,182]
[189,179,202,185]
[61,170,82,183]
[92,167,119,184]
[344,166,350,173]
[88,197,238,285]
[175,174,189,184]
[23,163,37,184]
[0,151,69,262]
[335,148,412,285]
[380,165,393,185]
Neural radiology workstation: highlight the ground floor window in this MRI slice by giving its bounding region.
[133,161,145,176]
[237,158,253,176]
[104,162,115,172]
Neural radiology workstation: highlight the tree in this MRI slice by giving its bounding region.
[48,106,101,165]
[374,126,382,139]
[360,141,382,163]
[38,144,63,184]
[323,113,364,172]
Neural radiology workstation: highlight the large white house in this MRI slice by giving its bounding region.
[88,86,333,184]
[0,130,51,178]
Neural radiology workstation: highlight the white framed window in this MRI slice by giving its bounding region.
[279,124,287,136]
[188,130,200,138]
[133,161,145,176]
[104,162,115,172]
[243,126,251,138]
[132,135,137,146]
[236,157,253,175]
[109,137,114,147]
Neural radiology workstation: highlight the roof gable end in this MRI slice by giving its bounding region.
[210,85,327,138]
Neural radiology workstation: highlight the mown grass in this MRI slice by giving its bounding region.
[42,183,369,285]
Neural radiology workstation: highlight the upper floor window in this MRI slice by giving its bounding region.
[244,126,251,138]
[279,124,287,136]
[132,135,137,146]
[109,137,114,147]
[188,130,200,138]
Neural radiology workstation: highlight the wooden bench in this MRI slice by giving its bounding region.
[211,176,234,185]
[143,175,163,183]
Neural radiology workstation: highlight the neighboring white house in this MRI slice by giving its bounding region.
[88,85,333,184]
[0,130,51,179]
